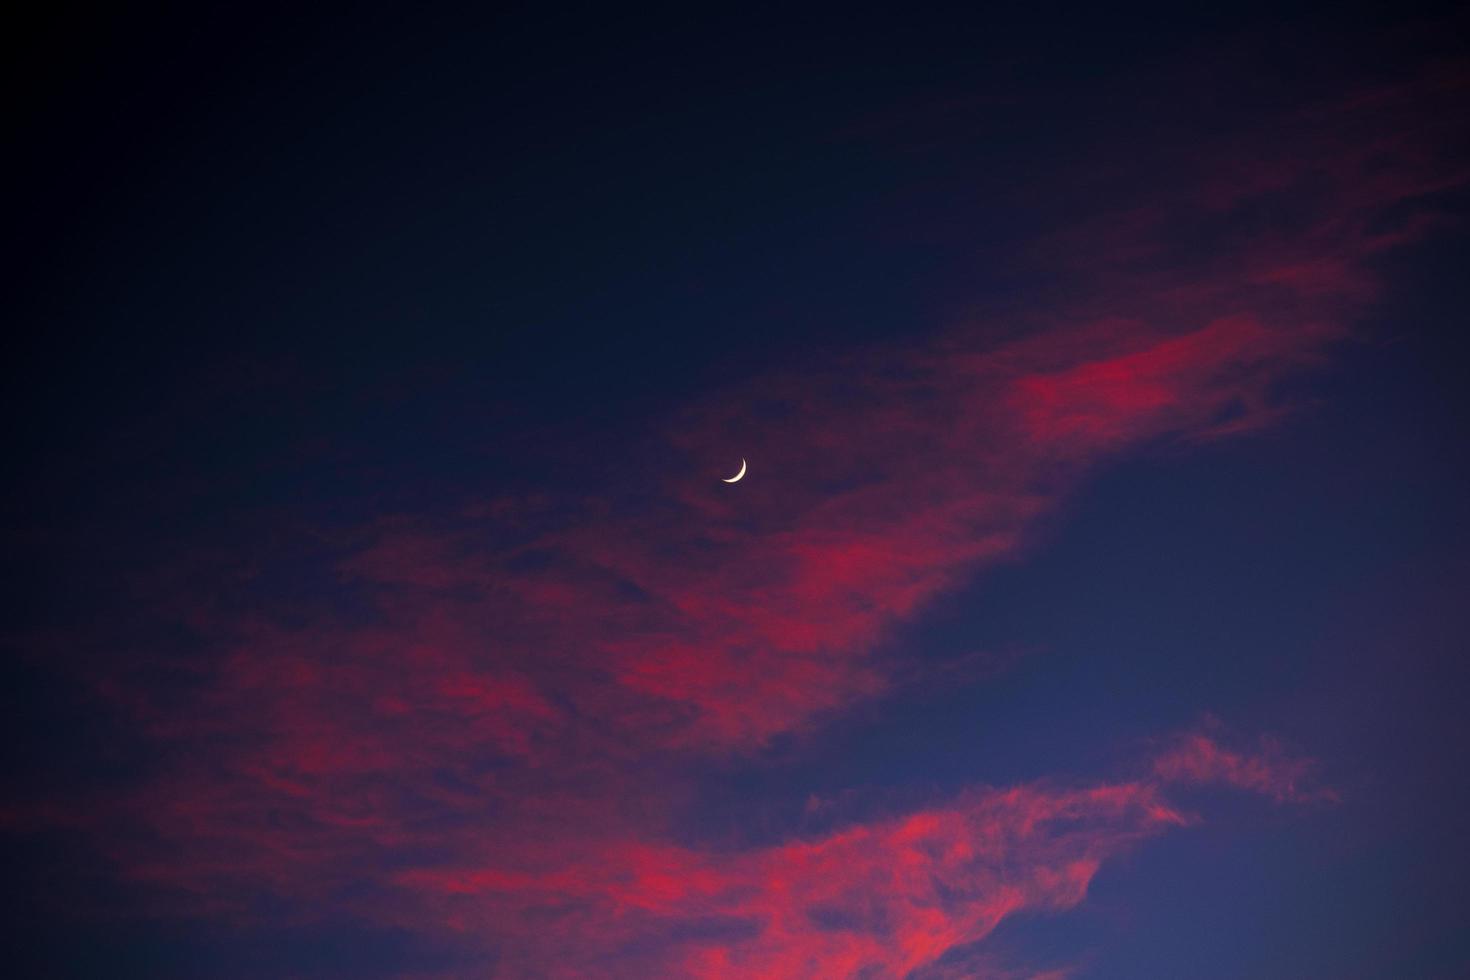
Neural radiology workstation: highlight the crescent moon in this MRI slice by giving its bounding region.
[721,458,747,483]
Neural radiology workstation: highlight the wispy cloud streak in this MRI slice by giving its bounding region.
[26,66,1464,976]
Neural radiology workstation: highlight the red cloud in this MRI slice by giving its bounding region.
[1153,731,1339,804]
[387,736,1313,978]
[28,66,1460,976]
[401,787,1170,977]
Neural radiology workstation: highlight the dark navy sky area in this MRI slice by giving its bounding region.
[6,6,1469,978]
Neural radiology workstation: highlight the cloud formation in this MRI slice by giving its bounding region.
[390,741,1312,978]
[28,66,1464,976]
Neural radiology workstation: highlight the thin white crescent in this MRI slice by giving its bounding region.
[721,458,747,483]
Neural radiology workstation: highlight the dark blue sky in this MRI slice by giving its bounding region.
[6,5,1469,978]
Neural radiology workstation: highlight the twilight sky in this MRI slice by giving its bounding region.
[6,6,1470,978]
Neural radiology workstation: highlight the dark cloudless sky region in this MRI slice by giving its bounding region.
[6,4,1470,978]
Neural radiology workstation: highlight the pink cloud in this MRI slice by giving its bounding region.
[1153,731,1339,804]
[26,63,1460,976]
[385,735,1316,978]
